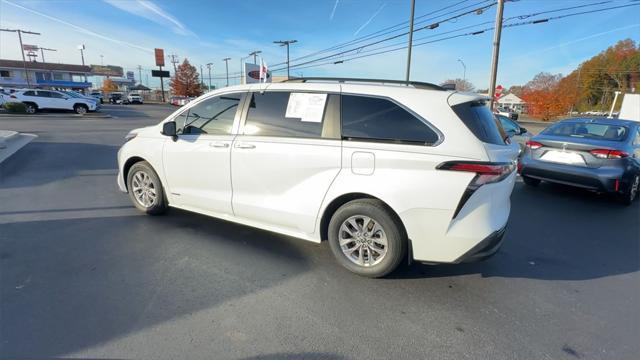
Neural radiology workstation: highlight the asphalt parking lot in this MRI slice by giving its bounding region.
[1,104,638,360]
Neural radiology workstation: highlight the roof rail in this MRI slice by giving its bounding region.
[283,77,446,91]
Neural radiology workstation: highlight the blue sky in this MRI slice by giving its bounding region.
[0,0,638,90]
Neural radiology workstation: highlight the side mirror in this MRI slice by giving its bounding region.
[162,121,177,137]
[519,127,527,135]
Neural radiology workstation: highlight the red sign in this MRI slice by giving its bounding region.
[154,48,165,67]
[494,85,504,99]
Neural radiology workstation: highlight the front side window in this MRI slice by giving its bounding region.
[178,93,242,135]
[23,90,35,96]
[341,95,439,145]
[243,91,326,138]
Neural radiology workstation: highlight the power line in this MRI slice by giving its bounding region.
[269,2,640,74]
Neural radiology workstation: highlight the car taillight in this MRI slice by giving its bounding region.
[590,149,629,159]
[437,161,516,218]
[526,140,543,150]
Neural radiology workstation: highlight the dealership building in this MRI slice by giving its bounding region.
[0,59,93,90]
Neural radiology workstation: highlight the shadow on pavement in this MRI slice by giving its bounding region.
[391,182,639,281]
[0,142,118,189]
[0,210,313,358]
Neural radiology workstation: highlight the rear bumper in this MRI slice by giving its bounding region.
[520,157,625,192]
[403,172,515,264]
[454,226,506,263]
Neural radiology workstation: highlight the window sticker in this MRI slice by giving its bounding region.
[285,93,327,123]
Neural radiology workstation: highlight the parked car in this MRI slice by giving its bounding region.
[62,91,100,107]
[117,78,518,277]
[90,91,104,104]
[127,93,143,104]
[170,96,191,106]
[519,117,640,205]
[109,92,127,104]
[495,106,519,121]
[7,89,98,114]
[496,114,532,152]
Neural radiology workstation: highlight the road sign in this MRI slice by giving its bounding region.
[22,44,38,51]
[154,48,165,67]
[126,71,135,81]
[151,70,170,78]
[495,85,504,99]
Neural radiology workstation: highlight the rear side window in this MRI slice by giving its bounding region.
[452,101,505,145]
[543,122,629,141]
[244,91,326,138]
[341,95,439,145]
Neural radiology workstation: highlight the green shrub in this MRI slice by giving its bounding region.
[3,102,27,113]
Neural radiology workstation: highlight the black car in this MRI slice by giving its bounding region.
[519,117,640,205]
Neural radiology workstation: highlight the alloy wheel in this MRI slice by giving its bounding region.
[131,170,157,208]
[339,215,388,267]
[630,175,639,202]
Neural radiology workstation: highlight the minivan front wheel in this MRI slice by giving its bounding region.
[127,161,167,215]
[328,199,406,278]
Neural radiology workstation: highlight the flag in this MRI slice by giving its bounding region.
[260,58,269,83]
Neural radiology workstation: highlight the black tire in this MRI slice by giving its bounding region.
[328,199,406,278]
[126,161,168,215]
[23,102,37,114]
[74,104,88,114]
[619,174,639,206]
[522,175,541,187]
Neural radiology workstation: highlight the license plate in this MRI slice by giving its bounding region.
[541,150,585,165]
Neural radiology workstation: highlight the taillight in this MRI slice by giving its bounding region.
[437,161,515,218]
[439,161,515,182]
[589,149,629,159]
[526,140,543,150]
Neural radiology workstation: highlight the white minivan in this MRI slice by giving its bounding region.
[117,78,518,277]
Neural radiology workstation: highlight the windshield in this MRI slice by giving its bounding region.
[543,122,629,141]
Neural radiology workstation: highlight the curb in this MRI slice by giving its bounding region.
[0,112,112,119]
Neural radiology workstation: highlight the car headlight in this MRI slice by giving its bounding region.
[124,132,138,143]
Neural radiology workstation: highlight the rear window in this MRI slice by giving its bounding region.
[451,101,505,145]
[543,122,628,141]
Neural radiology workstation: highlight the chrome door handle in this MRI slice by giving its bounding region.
[209,142,229,148]
[235,143,256,149]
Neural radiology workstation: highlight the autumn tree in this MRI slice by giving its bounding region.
[520,72,566,121]
[440,78,475,91]
[170,59,202,97]
[102,78,118,92]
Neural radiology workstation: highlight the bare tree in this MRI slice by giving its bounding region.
[440,78,475,91]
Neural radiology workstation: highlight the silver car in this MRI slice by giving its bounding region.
[497,114,532,152]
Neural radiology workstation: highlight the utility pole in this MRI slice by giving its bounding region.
[169,54,179,73]
[249,50,262,64]
[0,28,40,88]
[488,0,505,110]
[77,44,87,83]
[200,64,204,90]
[223,57,231,87]
[206,63,213,91]
[39,47,56,63]
[273,40,297,79]
[137,65,143,85]
[457,59,466,83]
[405,0,416,83]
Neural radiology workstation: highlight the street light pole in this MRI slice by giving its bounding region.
[273,40,297,79]
[78,44,87,83]
[206,63,213,91]
[223,57,231,87]
[405,0,415,83]
[457,59,466,82]
[0,28,40,88]
[249,50,262,64]
[488,0,505,110]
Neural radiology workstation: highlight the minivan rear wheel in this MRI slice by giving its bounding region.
[74,104,88,114]
[127,161,167,215]
[328,199,406,278]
